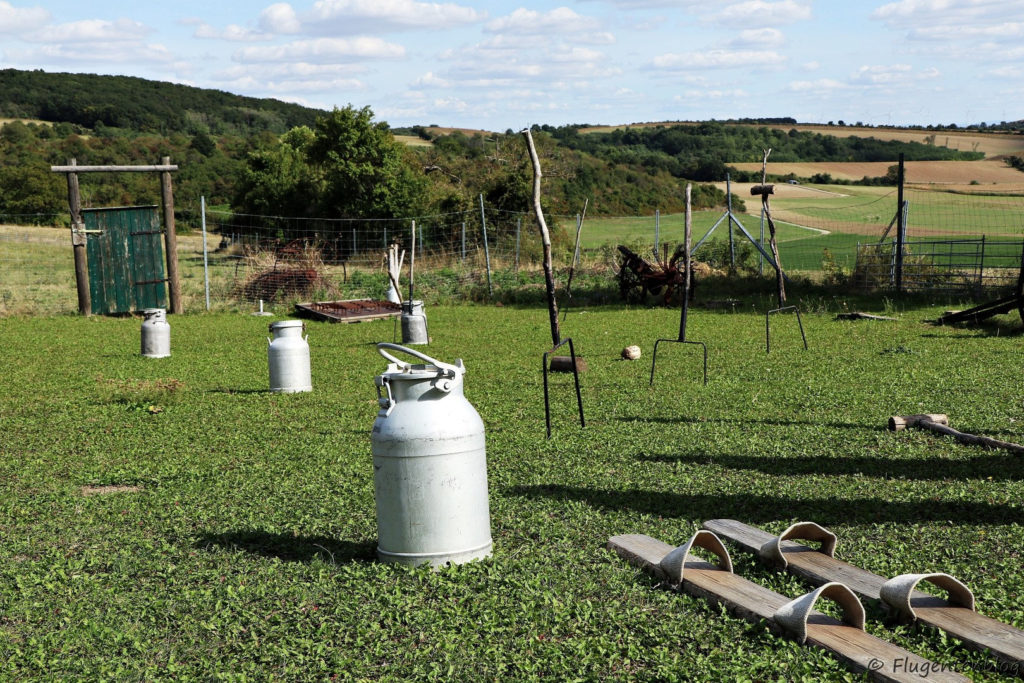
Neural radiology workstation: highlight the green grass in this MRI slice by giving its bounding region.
[2,303,1023,680]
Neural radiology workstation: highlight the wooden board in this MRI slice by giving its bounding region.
[703,519,1024,669]
[294,299,401,323]
[609,533,966,682]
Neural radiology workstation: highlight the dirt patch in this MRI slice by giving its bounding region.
[81,485,143,496]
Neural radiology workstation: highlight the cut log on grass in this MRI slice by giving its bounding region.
[835,312,898,321]
[888,414,949,431]
[549,356,587,373]
[889,414,1024,455]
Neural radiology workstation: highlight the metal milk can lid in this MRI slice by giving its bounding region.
[374,343,465,415]
[269,319,304,331]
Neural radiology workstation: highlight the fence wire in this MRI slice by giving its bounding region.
[3,182,1023,315]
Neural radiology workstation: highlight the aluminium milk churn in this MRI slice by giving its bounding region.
[140,308,170,358]
[400,300,429,345]
[371,343,492,567]
[267,320,312,393]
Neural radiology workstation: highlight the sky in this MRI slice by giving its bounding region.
[1,0,1022,132]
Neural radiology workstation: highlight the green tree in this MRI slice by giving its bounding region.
[306,106,426,218]
[0,162,66,223]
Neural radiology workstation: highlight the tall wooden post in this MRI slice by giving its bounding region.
[66,158,91,315]
[523,129,561,347]
[160,156,183,314]
[894,153,906,294]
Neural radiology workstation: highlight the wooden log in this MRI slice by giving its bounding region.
[834,312,898,321]
[549,356,586,373]
[888,414,949,431]
[920,421,1024,455]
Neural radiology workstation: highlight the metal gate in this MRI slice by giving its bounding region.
[84,206,167,315]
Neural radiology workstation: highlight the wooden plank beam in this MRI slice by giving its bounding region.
[50,165,178,173]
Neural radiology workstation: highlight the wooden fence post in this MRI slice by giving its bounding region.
[66,158,91,316]
[160,156,183,314]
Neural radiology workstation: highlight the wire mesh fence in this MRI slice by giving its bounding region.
[3,181,1023,316]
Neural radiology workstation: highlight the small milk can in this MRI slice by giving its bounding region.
[267,320,312,393]
[371,343,492,567]
[400,300,429,345]
[140,308,170,358]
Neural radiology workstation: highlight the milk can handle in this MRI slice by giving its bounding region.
[376,342,459,378]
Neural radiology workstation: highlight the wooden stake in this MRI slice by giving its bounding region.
[756,148,786,307]
[523,128,561,347]
[160,156,183,314]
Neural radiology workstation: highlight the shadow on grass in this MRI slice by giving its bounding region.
[614,415,870,431]
[196,530,375,563]
[639,450,1024,481]
[208,388,272,395]
[508,485,1017,526]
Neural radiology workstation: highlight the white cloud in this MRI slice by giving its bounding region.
[908,22,1024,41]
[675,88,747,100]
[234,37,405,63]
[727,28,785,49]
[872,0,1024,28]
[0,1,49,33]
[190,21,273,42]
[713,1,811,27]
[6,42,176,65]
[787,78,851,92]
[851,63,913,84]
[27,18,152,43]
[411,71,451,87]
[485,7,600,34]
[653,49,785,69]
[261,0,485,36]
[259,3,302,34]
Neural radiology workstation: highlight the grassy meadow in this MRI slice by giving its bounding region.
[1,301,1023,680]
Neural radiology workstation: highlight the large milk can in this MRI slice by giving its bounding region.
[371,343,492,567]
[400,300,429,345]
[267,320,312,393]
[140,308,170,358]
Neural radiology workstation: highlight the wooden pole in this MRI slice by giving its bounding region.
[564,198,588,297]
[160,156,183,314]
[757,148,786,307]
[523,128,561,347]
[409,220,416,302]
[479,193,493,298]
[895,153,906,294]
[65,158,90,316]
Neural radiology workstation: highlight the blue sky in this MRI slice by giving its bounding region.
[1,0,1022,131]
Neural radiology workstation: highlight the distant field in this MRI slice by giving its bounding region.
[394,134,433,147]
[577,121,1024,158]
[730,159,1024,186]
[0,117,51,127]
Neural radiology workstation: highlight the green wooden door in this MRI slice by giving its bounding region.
[84,206,167,315]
